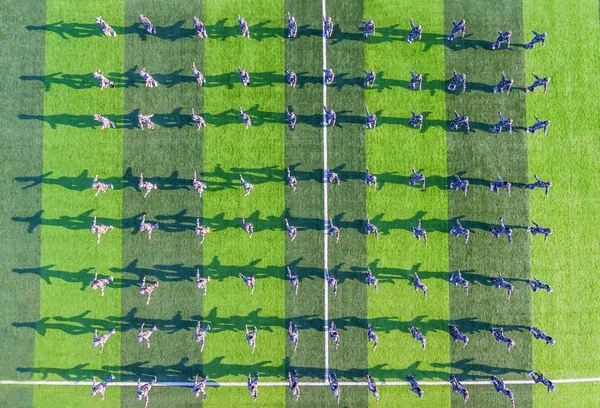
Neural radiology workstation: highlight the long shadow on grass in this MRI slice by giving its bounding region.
[18,66,151,90]
[432,359,530,380]
[15,168,527,192]
[12,265,94,290]
[198,256,322,283]
[18,108,187,130]
[330,25,496,52]
[11,209,141,232]
[110,259,196,288]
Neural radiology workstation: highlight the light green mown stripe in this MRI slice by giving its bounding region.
[364,1,450,407]
[203,0,285,404]
[33,1,124,406]
[524,0,600,405]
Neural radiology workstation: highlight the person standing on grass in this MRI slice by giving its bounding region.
[136,376,157,408]
[139,276,159,305]
[95,17,116,37]
[491,273,515,299]
[93,114,115,130]
[247,373,259,400]
[449,269,469,295]
[91,272,113,296]
[286,266,300,295]
[91,374,115,400]
[287,12,297,38]
[325,268,338,296]
[239,174,253,196]
[91,175,114,196]
[195,218,210,245]
[525,115,550,136]
[409,168,426,189]
[365,216,380,240]
[245,325,258,354]
[491,30,512,49]
[193,17,208,38]
[323,17,334,39]
[409,111,424,129]
[412,219,428,245]
[241,216,254,238]
[285,69,297,88]
[362,19,375,38]
[367,324,379,351]
[413,272,427,299]
[407,375,424,399]
[239,107,252,128]
[366,374,380,404]
[364,70,376,88]
[493,71,514,95]
[238,15,250,38]
[239,273,256,294]
[192,61,206,86]
[138,14,156,35]
[288,370,300,400]
[193,374,208,399]
[449,325,469,347]
[285,107,297,130]
[238,66,250,87]
[447,19,466,41]
[407,18,423,44]
[195,321,211,352]
[525,30,547,49]
[288,321,299,351]
[409,71,423,91]
[195,269,210,295]
[525,73,550,94]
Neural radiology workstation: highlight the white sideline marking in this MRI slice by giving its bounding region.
[321,0,329,383]
[2,378,600,387]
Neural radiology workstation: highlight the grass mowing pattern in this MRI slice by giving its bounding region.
[444,0,532,406]
[27,1,125,406]
[202,1,286,405]
[363,1,450,406]
[0,1,45,406]
[283,1,326,406]
[524,0,600,405]
[326,0,368,405]
[120,4,204,408]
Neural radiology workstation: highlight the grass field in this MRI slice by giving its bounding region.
[1,0,599,407]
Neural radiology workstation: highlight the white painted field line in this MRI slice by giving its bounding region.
[321,0,329,384]
[3,378,600,387]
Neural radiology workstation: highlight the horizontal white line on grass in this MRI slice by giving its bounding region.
[2,378,600,387]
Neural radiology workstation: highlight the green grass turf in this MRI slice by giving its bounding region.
[325,0,369,405]
[119,0,205,390]
[26,2,125,407]
[363,1,450,407]
[201,3,286,405]
[524,0,600,396]
[2,0,600,407]
[0,3,45,406]
[444,2,534,407]
[283,1,327,406]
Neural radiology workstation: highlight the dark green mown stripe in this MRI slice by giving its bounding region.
[444,1,532,407]
[284,0,325,406]
[327,0,368,405]
[0,0,45,405]
[121,1,204,403]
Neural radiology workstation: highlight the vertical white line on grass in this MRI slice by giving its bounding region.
[322,0,329,384]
